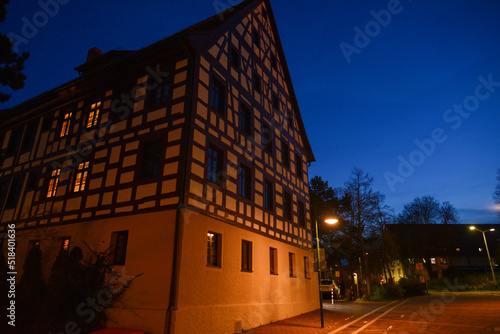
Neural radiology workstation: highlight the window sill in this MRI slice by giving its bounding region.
[206,264,222,269]
[241,269,253,273]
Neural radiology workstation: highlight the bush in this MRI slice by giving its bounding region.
[428,272,499,291]
[371,283,404,300]
[398,278,426,296]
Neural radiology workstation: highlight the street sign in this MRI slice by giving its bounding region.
[335,270,340,278]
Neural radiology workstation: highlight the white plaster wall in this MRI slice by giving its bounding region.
[171,208,318,334]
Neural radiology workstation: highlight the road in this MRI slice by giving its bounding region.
[246,291,500,333]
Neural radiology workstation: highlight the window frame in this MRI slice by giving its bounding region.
[238,164,252,200]
[71,161,90,193]
[207,144,224,186]
[289,252,296,277]
[262,123,273,155]
[239,104,252,136]
[207,231,222,267]
[263,179,273,211]
[21,121,38,152]
[298,200,306,227]
[47,168,61,198]
[230,48,239,70]
[139,139,164,180]
[270,247,278,275]
[295,153,303,180]
[283,191,292,221]
[282,140,290,169]
[86,101,102,128]
[110,230,129,266]
[253,72,261,94]
[209,76,226,115]
[60,111,73,137]
[149,80,170,107]
[5,127,23,156]
[241,239,253,272]
[5,176,24,208]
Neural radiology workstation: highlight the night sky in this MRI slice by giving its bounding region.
[1,0,499,224]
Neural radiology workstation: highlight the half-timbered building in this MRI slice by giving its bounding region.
[0,0,317,332]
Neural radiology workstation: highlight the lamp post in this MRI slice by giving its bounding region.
[315,215,338,328]
[469,226,496,284]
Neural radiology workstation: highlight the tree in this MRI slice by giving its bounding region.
[0,0,29,103]
[342,167,384,299]
[494,169,500,217]
[398,196,460,225]
[439,201,460,224]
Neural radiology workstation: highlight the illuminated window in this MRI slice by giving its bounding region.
[209,77,225,115]
[264,179,273,211]
[479,248,483,252]
[430,258,436,264]
[439,257,447,265]
[283,191,292,221]
[60,237,71,253]
[86,101,101,128]
[289,252,296,277]
[270,247,278,275]
[47,169,61,198]
[304,257,310,278]
[207,232,222,267]
[72,162,90,192]
[60,112,72,137]
[456,248,460,252]
[241,240,252,272]
[238,164,251,199]
[110,231,128,266]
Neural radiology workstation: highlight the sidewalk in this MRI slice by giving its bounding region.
[243,300,391,334]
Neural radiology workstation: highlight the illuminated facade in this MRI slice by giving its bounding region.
[0,0,318,332]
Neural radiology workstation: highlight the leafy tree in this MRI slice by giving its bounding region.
[494,169,500,217]
[0,0,29,103]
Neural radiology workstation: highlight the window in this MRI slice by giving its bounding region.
[140,139,162,179]
[239,105,252,136]
[60,237,71,253]
[72,161,90,192]
[238,164,251,199]
[262,123,273,154]
[253,72,261,93]
[282,140,290,169]
[230,48,239,69]
[0,182,7,207]
[151,81,169,106]
[207,145,223,185]
[270,247,278,275]
[272,94,279,111]
[241,240,252,272]
[298,200,305,227]
[41,116,52,132]
[6,128,22,156]
[252,29,260,47]
[262,8,268,20]
[430,258,436,265]
[209,77,225,115]
[5,177,24,208]
[264,179,273,211]
[295,153,303,180]
[86,101,102,128]
[47,168,61,198]
[304,257,311,278]
[60,112,72,137]
[271,54,277,70]
[21,122,38,151]
[289,252,296,277]
[207,232,222,267]
[27,173,38,189]
[283,191,292,221]
[110,231,128,265]
[439,257,447,265]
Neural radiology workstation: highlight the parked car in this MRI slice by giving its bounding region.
[320,279,341,299]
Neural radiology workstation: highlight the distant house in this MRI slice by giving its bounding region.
[0,0,318,333]
[385,224,499,281]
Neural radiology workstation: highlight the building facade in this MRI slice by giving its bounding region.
[0,1,318,333]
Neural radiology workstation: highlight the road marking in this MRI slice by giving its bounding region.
[382,325,393,334]
[350,299,410,334]
[327,300,399,334]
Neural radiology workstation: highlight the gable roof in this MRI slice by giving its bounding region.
[0,0,315,162]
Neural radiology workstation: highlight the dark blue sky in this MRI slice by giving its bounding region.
[1,0,499,223]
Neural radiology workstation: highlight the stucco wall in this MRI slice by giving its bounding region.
[8,210,177,334]
[171,208,318,334]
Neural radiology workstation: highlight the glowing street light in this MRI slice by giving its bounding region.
[469,226,496,284]
[315,215,338,328]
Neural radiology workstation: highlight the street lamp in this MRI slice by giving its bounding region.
[315,216,338,328]
[469,226,496,284]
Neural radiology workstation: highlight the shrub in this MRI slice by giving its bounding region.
[371,283,404,300]
[398,278,426,296]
